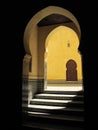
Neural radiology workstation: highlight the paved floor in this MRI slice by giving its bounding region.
[45,85,83,91]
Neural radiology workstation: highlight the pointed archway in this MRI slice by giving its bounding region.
[22,6,82,109]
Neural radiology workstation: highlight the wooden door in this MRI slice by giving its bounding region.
[66,59,77,81]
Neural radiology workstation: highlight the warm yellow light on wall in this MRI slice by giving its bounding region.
[45,26,82,81]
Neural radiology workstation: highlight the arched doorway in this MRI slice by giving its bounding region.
[22,6,82,107]
[66,59,77,81]
[44,25,82,89]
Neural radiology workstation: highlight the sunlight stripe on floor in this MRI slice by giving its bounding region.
[31,98,72,103]
[36,93,77,97]
[28,104,65,109]
[28,111,50,115]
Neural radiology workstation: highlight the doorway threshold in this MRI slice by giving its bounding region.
[45,85,83,91]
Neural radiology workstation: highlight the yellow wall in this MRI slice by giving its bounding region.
[38,22,78,78]
[23,6,81,80]
[46,26,82,80]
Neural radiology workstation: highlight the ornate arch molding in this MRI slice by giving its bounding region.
[23,6,81,54]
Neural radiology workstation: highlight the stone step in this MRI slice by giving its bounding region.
[44,90,84,95]
[22,121,83,130]
[30,98,83,107]
[27,111,84,122]
[22,89,84,129]
[28,104,83,116]
[23,111,84,129]
[35,93,83,100]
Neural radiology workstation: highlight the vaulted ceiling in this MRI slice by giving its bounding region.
[38,14,72,26]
